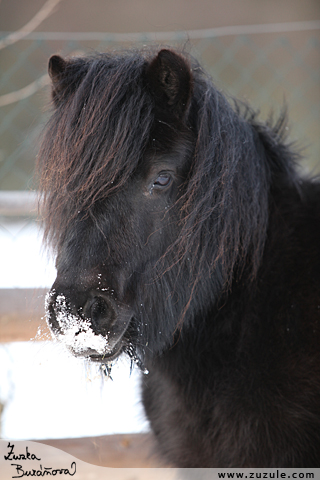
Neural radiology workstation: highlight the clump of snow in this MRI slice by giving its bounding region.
[45,291,110,355]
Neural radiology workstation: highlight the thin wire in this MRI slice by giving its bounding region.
[0,20,319,43]
[0,0,63,50]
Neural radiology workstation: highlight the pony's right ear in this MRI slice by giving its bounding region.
[48,55,67,101]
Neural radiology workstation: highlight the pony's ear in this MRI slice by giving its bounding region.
[146,49,193,120]
[48,55,67,80]
[48,55,68,101]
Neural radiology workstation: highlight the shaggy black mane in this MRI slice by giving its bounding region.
[38,48,299,301]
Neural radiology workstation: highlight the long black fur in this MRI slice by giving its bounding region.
[38,47,320,467]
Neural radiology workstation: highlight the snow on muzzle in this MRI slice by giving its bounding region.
[45,288,133,361]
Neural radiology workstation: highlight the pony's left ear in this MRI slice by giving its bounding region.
[146,49,193,120]
[48,55,68,102]
[48,55,67,81]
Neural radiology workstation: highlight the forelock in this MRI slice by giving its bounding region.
[38,51,155,248]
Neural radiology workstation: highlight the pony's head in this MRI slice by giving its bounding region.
[38,48,274,368]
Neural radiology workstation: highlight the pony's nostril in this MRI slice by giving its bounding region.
[91,297,107,323]
[86,296,115,336]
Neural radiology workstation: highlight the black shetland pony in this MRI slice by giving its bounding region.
[38,48,320,467]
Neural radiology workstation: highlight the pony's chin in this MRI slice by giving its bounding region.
[88,346,125,363]
[63,338,126,363]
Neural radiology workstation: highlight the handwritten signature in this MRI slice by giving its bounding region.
[4,442,77,478]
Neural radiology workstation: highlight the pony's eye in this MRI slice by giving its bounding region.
[153,174,172,188]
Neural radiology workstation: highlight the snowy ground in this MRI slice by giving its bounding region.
[0,217,56,289]
[0,341,149,440]
[0,219,149,440]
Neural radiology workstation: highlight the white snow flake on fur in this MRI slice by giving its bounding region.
[45,291,109,355]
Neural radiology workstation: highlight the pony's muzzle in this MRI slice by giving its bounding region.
[45,287,132,360]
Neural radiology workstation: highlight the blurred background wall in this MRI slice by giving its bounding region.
[0,0,319,443]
